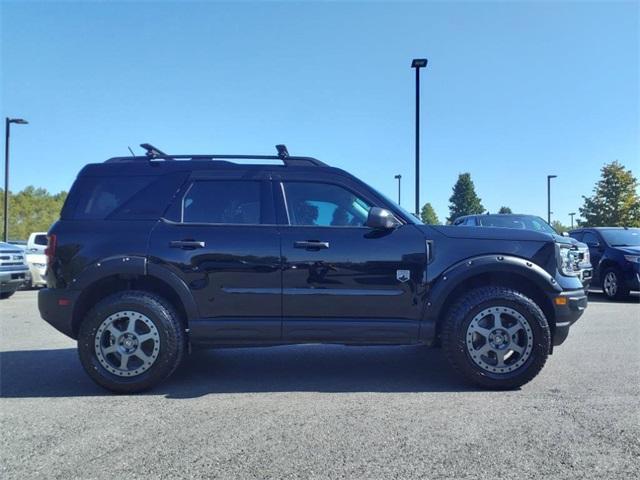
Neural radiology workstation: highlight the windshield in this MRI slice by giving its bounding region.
[600,228,640,247]
[477,215,556,234]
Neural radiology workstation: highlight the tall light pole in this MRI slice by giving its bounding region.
[4,117,28,242]
[547,174,557,224]
[411,58,428,217]
[569,212,576,229]
[394,174,402,205]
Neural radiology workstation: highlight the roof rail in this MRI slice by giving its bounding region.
[105,144,327,167]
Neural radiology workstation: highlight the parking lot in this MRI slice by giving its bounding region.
[1,290,638,479]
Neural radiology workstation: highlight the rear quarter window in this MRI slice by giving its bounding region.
[63,174,187,220]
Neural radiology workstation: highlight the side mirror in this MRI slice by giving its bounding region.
[366,207,400,230]
[562,232,569,237]
[587,242,600,248]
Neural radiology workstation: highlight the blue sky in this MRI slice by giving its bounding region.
[1,0,638,224]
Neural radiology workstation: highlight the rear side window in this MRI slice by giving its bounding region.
[64,174,187,220]
[182,181,261,224]
[33,235,48,246]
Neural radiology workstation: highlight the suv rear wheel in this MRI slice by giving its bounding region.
[442,286,551,390]
[78,291,185,393]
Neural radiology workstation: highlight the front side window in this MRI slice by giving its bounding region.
[283,182,372,227]
[182,181,261,224]
[582,232,599,246]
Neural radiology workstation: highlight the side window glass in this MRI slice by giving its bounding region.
[182,181,261,224]
[582,232,599,245]
[283,182,372,227]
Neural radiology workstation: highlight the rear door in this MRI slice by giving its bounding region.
[148,169,282,344]
[276,174,428,344]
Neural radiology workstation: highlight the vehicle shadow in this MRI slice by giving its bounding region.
[0,344,481,398]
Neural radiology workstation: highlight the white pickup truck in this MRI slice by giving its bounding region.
[0,242,30,299]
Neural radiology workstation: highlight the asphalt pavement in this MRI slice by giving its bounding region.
[1,290,639,479]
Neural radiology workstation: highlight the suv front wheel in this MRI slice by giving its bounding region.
[78,291,186,393]
[442,286,551,390]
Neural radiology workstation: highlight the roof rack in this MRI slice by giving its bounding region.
[105,144,327,167]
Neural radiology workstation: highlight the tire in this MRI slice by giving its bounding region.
[441,286,551,390]
[601,267,629,301]
[78,290,186,393]
[0,291,15,299]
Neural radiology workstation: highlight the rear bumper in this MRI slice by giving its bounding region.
[38,288,81,339]
[551,289,588,346]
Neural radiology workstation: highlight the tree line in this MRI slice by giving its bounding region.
[419,160,640,228]
[0,187,67,241]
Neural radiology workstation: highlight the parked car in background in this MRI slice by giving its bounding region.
[27,232,48,254]
[0,242,31,299]
[25,252,48,288]
[569,227,640,300]
[452,214,592,288]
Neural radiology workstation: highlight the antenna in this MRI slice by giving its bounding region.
[127,146,136,157]
[276,144,289,160]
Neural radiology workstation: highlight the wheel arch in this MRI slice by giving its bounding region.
[422,255,559,344]
[70,263,198,337]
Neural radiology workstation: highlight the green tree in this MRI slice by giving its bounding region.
[579,161,640,227]
[498,206,512,214]
[0,186,67,241]
[420,202,440,224]
[447,173,484,223]
[551,220,568,234]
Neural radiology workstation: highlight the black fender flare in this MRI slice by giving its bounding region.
[420,254,561,343]
[71,256,199,323]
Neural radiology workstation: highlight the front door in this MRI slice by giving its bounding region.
[148,174,282,344]
[278,179,427,344]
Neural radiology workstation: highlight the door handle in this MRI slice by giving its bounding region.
[294,240,330,250]
[170,240,205,249]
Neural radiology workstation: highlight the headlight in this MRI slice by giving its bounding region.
[556,244,579,276]
[624,255,640,264]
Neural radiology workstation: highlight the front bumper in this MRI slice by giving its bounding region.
[0,268,31,293]
[38,288,81,339]
[552,288,588,346]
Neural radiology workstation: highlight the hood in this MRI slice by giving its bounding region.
[614,245,640,255]
[424,225,558,243]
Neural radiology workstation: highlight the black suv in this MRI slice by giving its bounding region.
[39,146,588,393]
[569,227,640,300]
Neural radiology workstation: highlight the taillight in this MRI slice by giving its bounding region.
[45,234,57,266]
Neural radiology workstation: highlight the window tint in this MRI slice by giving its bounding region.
[182,181,261,224]
[34,235,48,246]
[582,232,599,245]
[284,182,371,227]
[71,176,155,220]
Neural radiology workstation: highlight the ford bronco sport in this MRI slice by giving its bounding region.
[39,145,588,393]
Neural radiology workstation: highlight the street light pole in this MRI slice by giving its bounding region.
[547,174,557,225]
[569,212,576,229]
[394,174,402,205]
[4,117,28,242]
[411,58,427,217]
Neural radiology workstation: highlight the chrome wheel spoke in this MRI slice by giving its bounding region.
[476,343,493,356]
[137,333,155,343]
[507,323,524,336]
[106,325,121,338]
[495,349,506,368]
[473,326,493,338]
[126,317,137,333]
[494,314,504,330]
[119,353,131,370]
[135,350,152,364]
[510,343,525,355]
[103,344,118,355]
